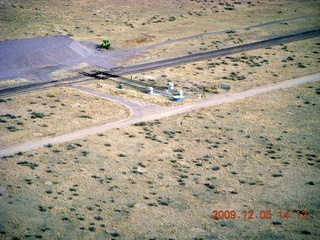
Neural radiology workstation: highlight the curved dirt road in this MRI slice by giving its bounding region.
[69,85,165,119]
[1,73,319,158]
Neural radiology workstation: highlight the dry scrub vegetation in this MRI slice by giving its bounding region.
[0,88,129,148]
[1,0,319,46]
[85,37,320,104]
[1,83,319,239]
[0,0,319,239]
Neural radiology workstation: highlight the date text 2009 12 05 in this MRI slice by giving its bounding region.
[212,210,308,220]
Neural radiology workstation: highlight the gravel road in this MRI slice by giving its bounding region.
[1,73,319,158]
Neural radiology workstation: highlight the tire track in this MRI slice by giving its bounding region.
[1,73,319,158]
[131,14,320,52]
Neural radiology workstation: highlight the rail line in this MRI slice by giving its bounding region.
[107,29,320,76]
[0,28,319,98]
[81,71,192,99]
[0,75,92,98]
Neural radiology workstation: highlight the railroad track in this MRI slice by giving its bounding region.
[81,70,187,98]
[0,75,93,98]
[1,28,319,98]
[106,29,320,76]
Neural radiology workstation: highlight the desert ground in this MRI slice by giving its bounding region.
[0,0,319,239]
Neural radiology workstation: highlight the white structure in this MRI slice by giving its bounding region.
[147,87,153,94]
[172,89,184,101]
[172,95,184,101]
[168,82,174,90]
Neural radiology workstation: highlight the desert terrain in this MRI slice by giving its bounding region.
[0,0,319,239]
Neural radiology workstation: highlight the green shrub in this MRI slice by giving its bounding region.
[7,126,18,132]
[67,144,76,150]
[82,151,89,156]
[5,114,17,119]
[31,112,46,118]
[17,161,38,169]
[80,115,92,119]
[297,62,306,68]
[134,121,147,126]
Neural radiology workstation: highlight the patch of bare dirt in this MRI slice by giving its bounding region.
[0,0,319,239]
[0,88,129,148]
[0,82,319,239]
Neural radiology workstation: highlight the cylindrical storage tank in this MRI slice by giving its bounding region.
[147,87,153,94]
[178,90,183,95]
[168,82,174,90]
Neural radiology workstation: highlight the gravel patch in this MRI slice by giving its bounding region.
[0,35,119,81]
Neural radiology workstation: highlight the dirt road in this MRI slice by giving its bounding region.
[1,26,319,98]
[1,73,319,158]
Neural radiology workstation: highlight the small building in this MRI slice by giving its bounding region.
[172,89,184,101]
[172,95,184,101]
[168,82,174,90]
[147,87,153,94]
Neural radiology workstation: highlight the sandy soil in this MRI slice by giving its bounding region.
[0,88,129,149]
[85,37,320,105]
[0,82,319,239]
[0,0,319,239]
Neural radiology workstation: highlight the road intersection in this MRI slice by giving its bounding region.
[1,73,319,158]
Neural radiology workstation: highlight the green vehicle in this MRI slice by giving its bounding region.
[98,39,110,50]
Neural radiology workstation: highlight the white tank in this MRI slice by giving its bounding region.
[168,82,174,90]
[147,87,153,94]
[178,90,183,96]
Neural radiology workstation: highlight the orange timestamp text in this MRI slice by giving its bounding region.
[212,210,308,220]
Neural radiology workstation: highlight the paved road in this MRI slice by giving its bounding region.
[1,73,319,158]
